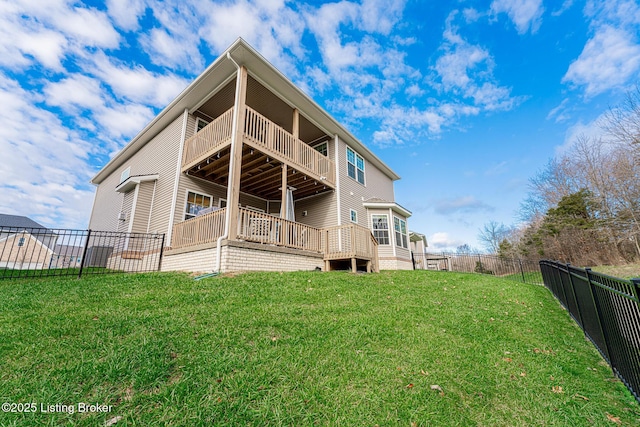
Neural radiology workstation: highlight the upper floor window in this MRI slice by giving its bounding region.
[371,214,389,245]
[394,217,408,249]
[196,117,209,132]
[120,167,130,184]
[313,141,328,157]
[185,191,212,220]
[18,237,25,247]
[346,146,365,184]
[350,209,358,223]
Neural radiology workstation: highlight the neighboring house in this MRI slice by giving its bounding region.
[0,214,56,270]
[89,38,418,273]
[409,231,428,270]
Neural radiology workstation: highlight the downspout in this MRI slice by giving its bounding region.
[334,134,341,226]
[215,52,241,272]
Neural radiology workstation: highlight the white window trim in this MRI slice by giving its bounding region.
[195,117,210,133]
[346,146,365,185]
[393,216,409,249]
[371,213,390,245]
[350,209,358,223]
[120,167,131,184]
[313,141,328,157]
[218,198,227,208]
[184,189,213,220]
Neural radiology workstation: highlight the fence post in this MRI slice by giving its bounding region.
[157,234,166,272]
[585,267,613,367]
[78,229,92,279]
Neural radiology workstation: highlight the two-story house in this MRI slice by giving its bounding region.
[89,38,417,273]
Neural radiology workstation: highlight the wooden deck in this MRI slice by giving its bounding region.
[170,208,378,272]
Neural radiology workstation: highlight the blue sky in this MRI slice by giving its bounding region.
[1,0,639,251]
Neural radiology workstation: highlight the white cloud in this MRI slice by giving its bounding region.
[490,0,544,34]
[434,12,523,112]
[106,0,146,31]
[43,74,105,113]
[429,232,465,250]
[97,103,156,139]
[563,26,640,96]
[87,53,189,106]
[200,0,306,75]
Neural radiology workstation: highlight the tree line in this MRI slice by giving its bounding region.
[480,86,640,266]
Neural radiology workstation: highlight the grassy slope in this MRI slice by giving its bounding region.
[0,271,638,426]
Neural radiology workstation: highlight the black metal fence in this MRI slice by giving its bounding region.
[415,252,543,284]
[540,260,640,403]
[0,227,165,279]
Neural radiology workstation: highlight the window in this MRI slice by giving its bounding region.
[196,117,209,132]
[218,198,227,208]
[18,237,25,247]
[371,214,389,245]
[120,167,130,183]
[313,141,328,156]
[346,147,365,184]
[350,209,358,223]
[184,191,212,220]
[394,217,408,249]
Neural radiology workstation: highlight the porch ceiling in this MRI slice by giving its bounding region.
[184,146,334,200]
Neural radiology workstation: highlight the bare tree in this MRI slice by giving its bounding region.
[478,221,511,254]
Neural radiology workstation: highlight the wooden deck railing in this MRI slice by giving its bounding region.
[182,108,234,171]
[324,224,379,263]
[170,208,226,250]
[237,208,324,252]
[170,210,379,271]
[243,106,336,186]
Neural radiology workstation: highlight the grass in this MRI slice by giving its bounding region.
[0,270,638,426]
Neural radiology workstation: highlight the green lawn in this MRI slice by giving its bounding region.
[0,271,638,426]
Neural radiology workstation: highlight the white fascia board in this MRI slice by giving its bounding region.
[363,201,412,218]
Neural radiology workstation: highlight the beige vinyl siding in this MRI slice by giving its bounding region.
[89,114,184,234]
[291,137,338,228]
[88,171,123,231]
[131,181,155,233]
[293,192,336,229]
[337,137,395,227]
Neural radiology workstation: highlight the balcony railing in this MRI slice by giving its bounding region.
[170,209,378,271]
[243,106,336,186]
[182,108,234,172]
[181,106,336,187]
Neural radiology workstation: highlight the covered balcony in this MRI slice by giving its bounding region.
[181,75,336,201]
